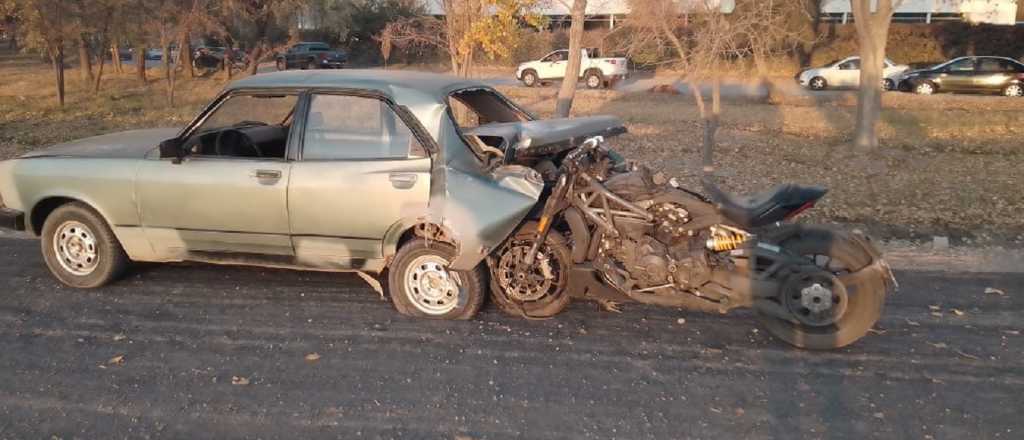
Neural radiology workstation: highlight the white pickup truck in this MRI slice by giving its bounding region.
[515,48,629,89]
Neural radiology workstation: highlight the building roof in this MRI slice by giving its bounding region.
[226,69,489,102]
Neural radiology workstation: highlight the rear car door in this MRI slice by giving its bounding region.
[538,50,569,79]
[287,92,431,268]
[834,58,860,87]
[974,58,1014,91]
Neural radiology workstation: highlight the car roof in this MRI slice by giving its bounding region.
[225,69,490,102]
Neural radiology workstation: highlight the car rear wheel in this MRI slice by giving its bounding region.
[521,70,538,87]
[276,59,286,71]
[584,70,604,89]
[809,76,827,91]
[914,81,935,95]
[882,79,894,91]
[1003,84,1023,97]
[41,202,129,289]
[387,239,486,320]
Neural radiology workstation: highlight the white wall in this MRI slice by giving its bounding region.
[820,0,1019,25]
[423,0,736,16]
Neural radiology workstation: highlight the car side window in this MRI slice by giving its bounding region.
[302,94,426,160]
[543,51,567,62]
[839,59,860,70]
[947,58,974,72]
[977,58,1002,72]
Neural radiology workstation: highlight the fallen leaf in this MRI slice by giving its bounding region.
[113,334,127,342]
[232,376,250,385]
[984,287,1006,296]
[928,305,941,311]
[709,407,722,413]
[873,412,885,419]
[930,312,943,318]
[927,342,947,349]
[950,309,965,316]
[305,353,321,362]
[904,318,921,326]
[107,355,125,365]
[676,318,686,325]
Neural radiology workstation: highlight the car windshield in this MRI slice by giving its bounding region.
[197,94,298,134]
[823,59,842,68]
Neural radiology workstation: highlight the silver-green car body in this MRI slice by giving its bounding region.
[0,70,622,281]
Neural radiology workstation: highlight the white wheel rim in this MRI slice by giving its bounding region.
[525,74,535,85]
[404,254,461,315]
[54,221,99,276]
[811,78,824,89]
[1006,85,1022,97]
[587,75,600,88]
[917,84,933,94]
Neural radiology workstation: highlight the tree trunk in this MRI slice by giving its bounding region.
[163,42,175,105]
[50,45,66,107]
[247,43,263,75]
[78,35,94,83]
[111,43,123,74]
[135,44,147,85]
[850,0,894,152]
[93,50,106,94]
[180,33,194,79]
[555,0,587,118]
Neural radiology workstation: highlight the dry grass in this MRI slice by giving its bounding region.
[1,48,1021,245]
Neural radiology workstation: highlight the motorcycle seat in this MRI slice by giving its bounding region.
[704,182,827,228]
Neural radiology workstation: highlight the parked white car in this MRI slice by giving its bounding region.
[515,48,628,89]
[796,56,909,91]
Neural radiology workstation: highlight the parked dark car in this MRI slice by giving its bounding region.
[192,46,246,70]
[275,42,347,70]
[896,56,1024,97]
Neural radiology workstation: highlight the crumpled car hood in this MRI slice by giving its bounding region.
[21,128,180,159]
[464,115,626,160]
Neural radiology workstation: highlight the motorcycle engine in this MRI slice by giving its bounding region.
[595,168,715,292]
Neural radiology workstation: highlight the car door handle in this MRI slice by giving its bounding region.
[252,169,282,180]
[389,173,417,189]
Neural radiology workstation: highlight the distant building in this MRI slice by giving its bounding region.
[423,0,736,29]
[820,0,1020,25]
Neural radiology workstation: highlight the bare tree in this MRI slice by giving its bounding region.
[554,0,587,118]
[2,0,75,106]
[849,0,902,151]
[385,0,544,77]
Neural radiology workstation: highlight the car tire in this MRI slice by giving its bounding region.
[387,239,486,320]
[276,59,286,71]
[808,76,827,91]
[584,70,604,89]
[914,81,936,95]
[882,79,894,91]
[40,202,129,289]
[1003,84,1023,97]
[521,69,538,87]
[306,59,318,70]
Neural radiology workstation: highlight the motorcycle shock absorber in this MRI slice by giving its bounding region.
[706,225,751,252]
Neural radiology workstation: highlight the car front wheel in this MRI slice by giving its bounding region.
[521,70,538,87]
[41,202,129,288]
[809,76,827,90]
[387,239,485,320]
[882,79,894,91]
[584,71,603,89]
[914,81,936,95]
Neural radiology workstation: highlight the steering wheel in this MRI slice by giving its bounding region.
[214,128,263,158]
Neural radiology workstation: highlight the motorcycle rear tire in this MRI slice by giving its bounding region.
[758,227,887,350]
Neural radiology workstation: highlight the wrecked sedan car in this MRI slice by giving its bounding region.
[0,70,894,349]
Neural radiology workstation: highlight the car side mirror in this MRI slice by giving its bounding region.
[159,138,185,164]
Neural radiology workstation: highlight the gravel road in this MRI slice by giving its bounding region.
[0,236,1020,439]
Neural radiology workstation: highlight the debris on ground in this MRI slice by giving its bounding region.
[107,355,125,366]
[232,376,250,386]
[305,353,321,362]
[985,287,1006,296]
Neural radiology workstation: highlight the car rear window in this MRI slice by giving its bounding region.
[308,45,330,52]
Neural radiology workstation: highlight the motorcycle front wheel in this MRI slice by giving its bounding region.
[489,222,573,319]
[758,227,888,350]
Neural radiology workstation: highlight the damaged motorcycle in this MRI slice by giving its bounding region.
[481,135,896,350]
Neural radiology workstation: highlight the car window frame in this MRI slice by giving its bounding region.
[174,88,307,163]
[296,88,438,162]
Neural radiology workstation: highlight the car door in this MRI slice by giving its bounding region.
[941,58,976,91]
[287,92,431,268]
[974,58,1013,91]
[834,58,860,87]
[538,50,569,79]
[136,92,300,257]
